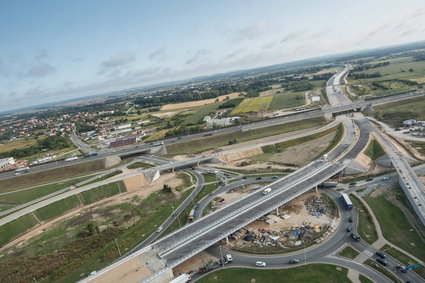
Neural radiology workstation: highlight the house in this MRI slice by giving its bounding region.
[0,157,15,170]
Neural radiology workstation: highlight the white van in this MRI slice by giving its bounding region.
[262,188,272,195]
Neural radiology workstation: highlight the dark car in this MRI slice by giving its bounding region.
[242,176,248,179]
[346,226,352,232]
[177,137,181,139]
[348,216,354,222]
[375,251,386,259]
[271,176,278,179]
[351,233,361,242]
[366,177,374,182]
[256,177,262,180]
[349,182,357,186]
[288,259,300,264]
[376,257,387,266]
[396,264,407,273]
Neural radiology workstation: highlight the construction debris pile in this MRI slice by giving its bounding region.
[304,195,326,217]
[228,220,329,250]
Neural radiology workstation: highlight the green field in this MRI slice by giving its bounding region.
[127,162,155,169]
[0,138,40,153]
[360,57,425,82]
[202,173,220,183]
[374,97,425,126]
[364,188,425,261]
[230,96,273,114]
[339,246,359,259]
[0,187,194,282]
[350,195,378,244]
[166,117,328,155]
[268,92,305,110]
[184,101,222,125]
[410,141,425,155]
[0,159,106,192]
[199,264,351,283]
[364,139,385,160]
[80,181,125,205]
[34,196,81,222]
[0,175,93,205]
[359,274,374,283]
[0,214,38,247]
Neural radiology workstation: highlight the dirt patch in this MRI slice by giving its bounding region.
[266,132,337,166]
[161,92,242,111]
[151,111,177,118]
[220,148,263,163]
[173,252,217,275]
[419,176,425,186]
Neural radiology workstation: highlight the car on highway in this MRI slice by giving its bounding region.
[349,182,357,186]
[156,226,163,233]
[256,177,262,180]
[288,259,299,264]
[376,257,387,266]
[346,226,352,232]
[255,261,266,267]
[382,177,390,181]
[375,251,386,258]
[348,216,353,222]
[272,176,278,179]
[366,177,374,182]
[396,264,407,273]
[242,176,247,179]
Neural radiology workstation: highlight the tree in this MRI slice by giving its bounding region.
[163,184,172,193]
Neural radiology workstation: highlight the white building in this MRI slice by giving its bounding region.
[0,157,15,170]
[403,119,417,126]
[311,96,321,102]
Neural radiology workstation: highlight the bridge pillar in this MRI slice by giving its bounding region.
[276,207,279,215]
[315,186,318,193]
[225,236,229,245]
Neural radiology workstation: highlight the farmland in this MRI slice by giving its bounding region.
[230,96,273,114]
[374,97,425,126]
[160,92,242,111]
[269,92,305,110]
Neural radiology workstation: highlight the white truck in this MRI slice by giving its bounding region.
[262,188,272,195]
[65,156,78,162]
[169,273,191,283]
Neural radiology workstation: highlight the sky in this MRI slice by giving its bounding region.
[1,0,425,112]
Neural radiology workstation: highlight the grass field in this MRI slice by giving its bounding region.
[339,246,360,259]
[359,57,425,82]
[364,189,425,261]
[350,195,378,245]
[410,141,425,155]
[374,97,425,126]
[34,195,81,222]
[0,214,38,247]
[161,92,242,111]
[0,159,106,192]
[202,173,220,183]
[268,92,305,110]
[0,138,40,153]
[199,264,351,283]
[184,101,221,125]
[230,96,273,114]
[144,129,169,141]
[364,139,385,160]
[166,117,328,155]
[0,187,194,282]
[359,274,374,283]
[0,175,93,205]
[80,181,125,205]
[127,162,155,169]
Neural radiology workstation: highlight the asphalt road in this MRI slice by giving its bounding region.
[198,188,423,283]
